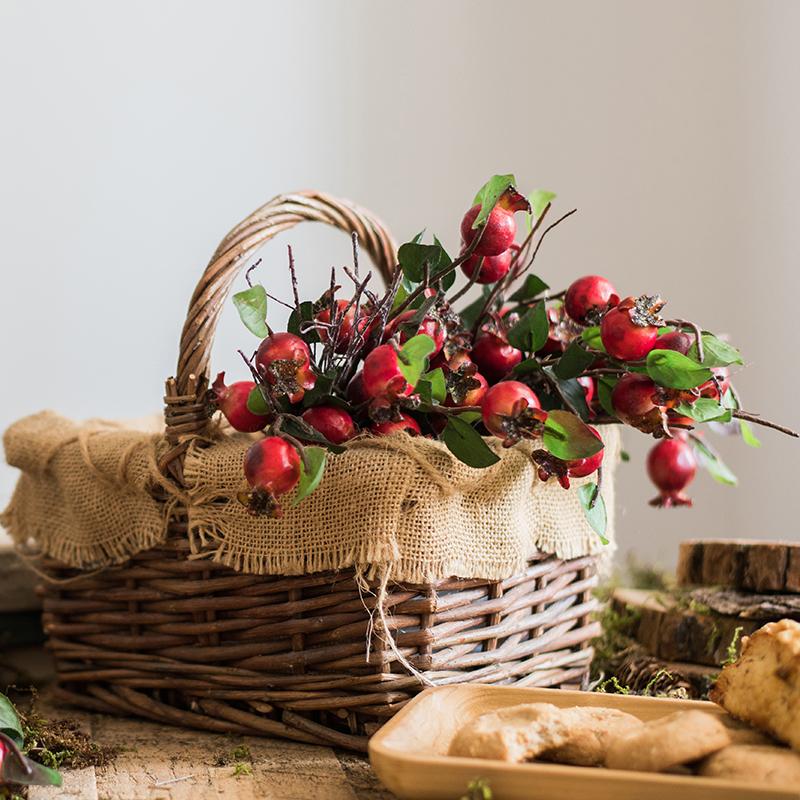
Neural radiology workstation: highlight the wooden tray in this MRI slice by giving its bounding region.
[369,684,799,800]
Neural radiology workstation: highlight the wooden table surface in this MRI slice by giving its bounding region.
[29,700,396,800]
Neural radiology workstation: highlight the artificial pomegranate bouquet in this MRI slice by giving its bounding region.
[212,175,796,539]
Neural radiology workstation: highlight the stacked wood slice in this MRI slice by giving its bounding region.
[607,539,800,698]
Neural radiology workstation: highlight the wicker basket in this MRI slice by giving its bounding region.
[39,191,602,752]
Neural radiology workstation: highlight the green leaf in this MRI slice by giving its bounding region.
[553,340,595,380]
[418,368,446,405]
[692,438,738,486]
[397,334,436,388]
[233,284,269,338]
[458,286,493,329]
[597,376,618,419]
[543,410,604,460]
[441,417,500,468]
[397,242,449,284]
[458,410,482,424]
[620,449,630,462]
[581,325,605,352]
[646,349,713,390]
[288,301,320,343]
[673,398,732,424]
[578,483,608,544]
[507,301,549,353]
[472,174,516,228]
[246,386,271,415]
[0,693,24,748]
[433,236,455,291]
[526,189,556,231]
[544,368,591,421]
[509,274,549,303]
[295,446,327,503]
[739,420,762,448]
[301,371,338,407]
[511,358,543,377]
[688,333,744,368]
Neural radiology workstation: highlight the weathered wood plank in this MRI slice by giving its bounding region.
[676,539,800,592]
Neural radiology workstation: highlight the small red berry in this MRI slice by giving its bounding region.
[301,405,357,444]
[362,343,413,400]
[567,425,604,478]
[611,373,665,433]
[471,333,523,383]
[699,366,731,401]
[600,297,659,361]
[384,310,445,356]
[371,414,421,436]
[460,249,513,284]
[647,437,697,507]
[255,332,316,404]
[346,370,369,405]
[211,372,269,433]
[481,381,545,446]
[655,329,692,355]
[242,436,302,517]
[315,299,363,353]
[460,205,517,257]
[445,357,488,408]
[564,275,619,324]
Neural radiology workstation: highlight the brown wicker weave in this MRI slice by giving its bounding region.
[40,191,601,751]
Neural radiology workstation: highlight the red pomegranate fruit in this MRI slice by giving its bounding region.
[362,343,414,400]
[370,414,421,436]
[242,436,302,517]
[655,329,692,354]
[471,332,523,383]
[383,310,445,356]
[567,425,604,478]
[460,249,513,284]
[460,205,517,257]
[255,332,316,404]
[600,296,661,361]
[564,275,619,324]
[611,373,665,433]
[481,381,545,446]
[301,405,357,444]
[211,372,270,433]
[647,437,697,507]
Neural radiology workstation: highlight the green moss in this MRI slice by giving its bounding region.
[232,762,253,777]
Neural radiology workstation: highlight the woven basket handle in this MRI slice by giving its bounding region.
[163,191,397,464]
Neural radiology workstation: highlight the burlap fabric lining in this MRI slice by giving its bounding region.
[2,410,619,581]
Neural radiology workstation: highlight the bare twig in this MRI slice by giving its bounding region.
[287,246,301,310]
[732,409,799,438]
[245,258,262,288]
[351,231,360,277]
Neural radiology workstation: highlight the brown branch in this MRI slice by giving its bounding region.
[666,318,704,363]
[732,409,799,438]
[287,247,300,311]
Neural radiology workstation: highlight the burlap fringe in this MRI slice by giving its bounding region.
[2,412,619,584]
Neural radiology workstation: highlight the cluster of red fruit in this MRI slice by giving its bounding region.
[212,175,787,526]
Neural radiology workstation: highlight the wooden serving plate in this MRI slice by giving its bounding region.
[369,684,798,800]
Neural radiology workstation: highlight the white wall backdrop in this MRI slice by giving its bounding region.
[1,0,798,566]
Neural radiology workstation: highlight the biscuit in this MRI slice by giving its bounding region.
[719,715,775,746]
[539,707,643,766]
[699,744,800,786]
[605,710,731,772]
[448,702,560,762]
[710,619,800,751]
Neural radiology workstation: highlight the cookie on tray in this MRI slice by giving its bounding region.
[605,710,730,772]
[699,744,800,786]
[539,706,643,766]
[710,619,800,751]
[448,702,560,762]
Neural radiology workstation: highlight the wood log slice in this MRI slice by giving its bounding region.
[676,539,800,592]
[610,588,761,667]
